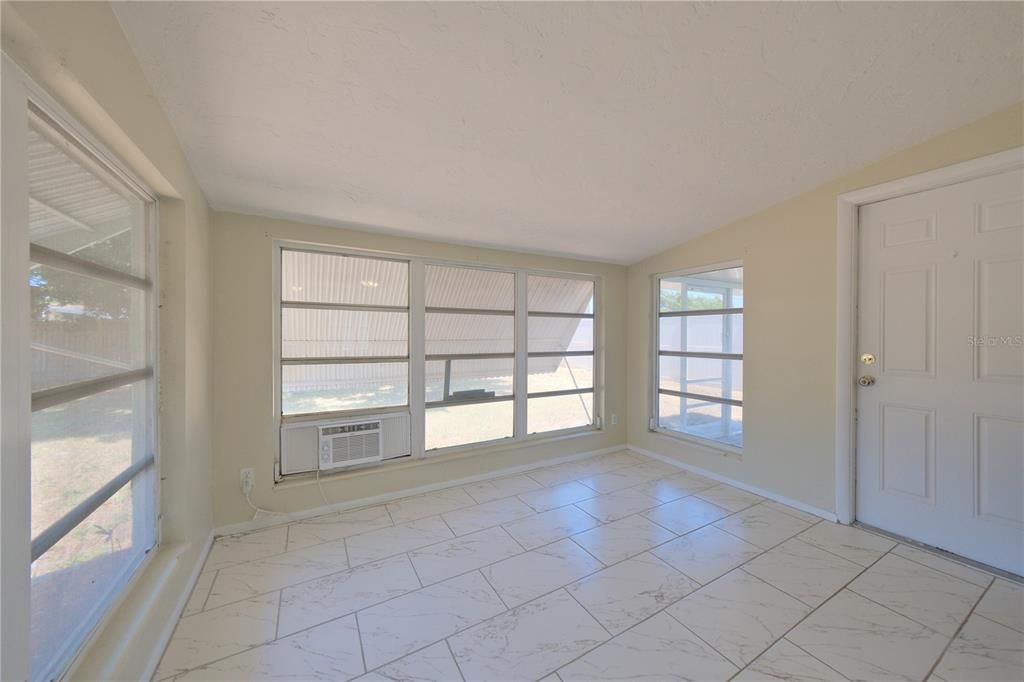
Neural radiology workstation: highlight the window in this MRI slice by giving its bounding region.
[654,265,743,448]
[425,265,515,450]
[527,276,595,433]
[25,105,157,679]
[280,250,409,415]
[276,251,599,462]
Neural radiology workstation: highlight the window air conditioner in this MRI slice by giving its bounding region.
[318,420,382,471]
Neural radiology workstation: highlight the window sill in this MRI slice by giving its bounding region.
[275,425,603,488]
[649,426,743,458]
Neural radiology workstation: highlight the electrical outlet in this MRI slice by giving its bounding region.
[610,413,618,425]
[240,468,255,496]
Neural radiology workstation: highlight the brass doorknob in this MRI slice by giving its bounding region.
[858,375,876,387]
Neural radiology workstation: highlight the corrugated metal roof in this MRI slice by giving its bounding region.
[282,255,594,359]
[27,126,137,254]
[280,257,596,400]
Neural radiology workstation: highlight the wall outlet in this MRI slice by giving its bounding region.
[240,468,255,496]
[610,413,618,425]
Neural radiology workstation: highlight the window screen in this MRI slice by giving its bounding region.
[280,251,409,415]
[27,107,156,681]
[424,265,515,450]
[655,266,743,447]
[527,276,596,434]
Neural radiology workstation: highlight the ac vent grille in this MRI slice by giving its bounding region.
[319,420,382,470]
[331,431,380,463]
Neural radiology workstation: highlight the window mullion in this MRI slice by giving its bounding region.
[513,270,528,439]
[409,260,426,458]
[0,60,33,680]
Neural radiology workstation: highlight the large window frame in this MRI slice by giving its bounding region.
[1,56,159,681]
[651,261,743,452]
[272,241,601,477]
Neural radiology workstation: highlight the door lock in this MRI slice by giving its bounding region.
[858,375,876,387]
[860,353,876,365]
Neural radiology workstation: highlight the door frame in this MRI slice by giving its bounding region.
[834,146,1024,525]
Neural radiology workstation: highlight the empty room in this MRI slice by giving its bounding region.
[1,1,1022,680]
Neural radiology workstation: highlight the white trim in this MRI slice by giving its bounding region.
[627,444,837,523]
[648,427,744,458]
[217,444,624,537]
[514,269,529,439]
[834,146,1024,525]
[140,532,215,681]
[0,54,34,681]
[408,260,427,459]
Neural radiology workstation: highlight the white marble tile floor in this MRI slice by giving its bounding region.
[156,450,1021,681]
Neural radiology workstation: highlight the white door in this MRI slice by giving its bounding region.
[857,167,1023,575]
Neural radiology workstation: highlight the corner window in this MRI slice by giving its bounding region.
[654,265,743,448]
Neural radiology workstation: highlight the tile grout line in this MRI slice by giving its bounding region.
[197,568,219,613]
[972,610,1024,636]
[922,578,995,681]
[353,610,369,675]
[475,566,512,611]
[444,638,467,682]
[844,585,955,638]
[711,515,816,554]
[405,551,426,589]
[273,588,284,641]
[722,541,900,680]
[781,638,856,681]
[664,608,747,672]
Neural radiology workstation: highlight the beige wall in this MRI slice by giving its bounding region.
[211,210,628,527]
[627,103,1024,513]
[2,2,214,679]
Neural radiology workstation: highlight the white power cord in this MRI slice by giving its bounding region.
[244,488,296,522]
[240,471,337,524]
[316,468,332,507]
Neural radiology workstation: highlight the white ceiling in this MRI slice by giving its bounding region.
[114,2,1022,264]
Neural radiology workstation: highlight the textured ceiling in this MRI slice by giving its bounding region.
[114,2,1023,264]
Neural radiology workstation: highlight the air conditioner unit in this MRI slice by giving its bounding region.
[318,420,382,471]
[281,412,410,476]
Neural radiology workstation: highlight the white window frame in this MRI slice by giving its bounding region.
[650,260,743,454]
[272,239,602,479]
[0,54,160,681]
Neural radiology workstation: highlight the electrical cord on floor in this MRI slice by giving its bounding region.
[241,471,338,524]
[244,487,296,522]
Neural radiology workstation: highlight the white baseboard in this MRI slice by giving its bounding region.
[141,530,215,681]
[214,444,626,537]
[627,443,838,523]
